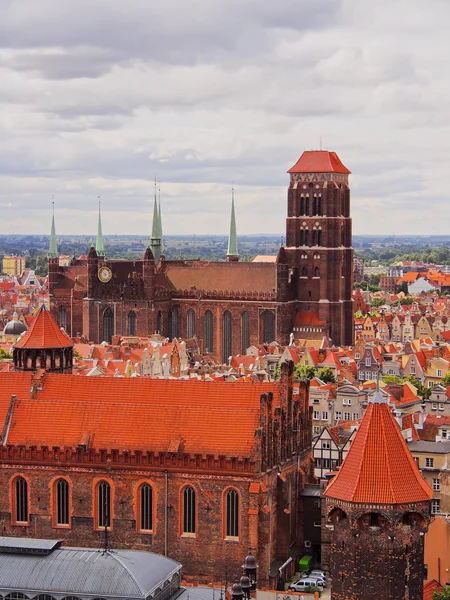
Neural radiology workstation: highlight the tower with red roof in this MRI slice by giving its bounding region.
[323,384,432,599]
[285,150,354,346]
[13,305,73,373]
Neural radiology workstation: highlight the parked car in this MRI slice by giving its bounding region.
[300,574,327,587]
[289,579,325,591]
[309,570,327,580]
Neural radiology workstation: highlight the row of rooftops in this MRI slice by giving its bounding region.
[0,287,436,513]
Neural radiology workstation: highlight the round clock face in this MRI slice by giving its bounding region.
[98,266,112,283]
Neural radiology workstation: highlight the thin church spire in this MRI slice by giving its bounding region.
[226,186,239,261]
[48,200,58,259]
[158,182,164,255]
[96,198,106,257]
[150,177,161,264]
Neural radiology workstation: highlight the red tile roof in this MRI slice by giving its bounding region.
[288,151,351,174]
[14,306,73,349]
[293,311,326,326]
[423,579,442,600]
[324,398,432,504]
[165,262,277,295]
[1,373,280,456]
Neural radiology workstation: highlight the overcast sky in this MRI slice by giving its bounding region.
[1,0,449,237]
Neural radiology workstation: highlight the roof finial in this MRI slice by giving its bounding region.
[320,135,322,151]
[227,185,238,261]
[48,198,58,259]
[371,365,385,404]
[96,197,106,257]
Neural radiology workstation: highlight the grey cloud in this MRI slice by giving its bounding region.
[0,0,342,77]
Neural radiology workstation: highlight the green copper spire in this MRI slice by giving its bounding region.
[96,199,106,257]
[150,179,161,264]
[227,187,239,261]
[158,183,164,255]
[48,201,58,258]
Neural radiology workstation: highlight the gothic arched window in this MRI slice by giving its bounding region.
[157,311,163,335]
[222,311,232,363]
[97,481,111,528]
[204,310,214,353]
[14,476,28,524]
[103,308,114,344]
[186,308,196,338]
[127,310,136,336]
[300,197,305,215]
[314,267,320,277]
[302,266,308,277]
[182,486,196,535]
[58,305,67,329]
[139,483,153,532]
[225,489,239,538]
[318,229,322,246]
[55,478,69,526]
[241,311,250,354]
[262,311,275,344]
[169,308,179,339]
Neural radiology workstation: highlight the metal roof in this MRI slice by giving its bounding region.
[0,537,62,552]
[178,588,220,600]
[407,440,450,453]
[0,546,181,599]
[302,485,321,497]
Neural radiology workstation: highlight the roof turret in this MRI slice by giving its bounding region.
[324,378,432,504]
[96,200,106,257]
[227,188,238,261]
[150,181,161,265]
[14,305,73,350]
[48,202,58,259]
[158,185,164,255]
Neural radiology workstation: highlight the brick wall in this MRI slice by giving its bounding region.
[325,500,429,600]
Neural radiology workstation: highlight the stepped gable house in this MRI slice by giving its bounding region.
[48,150,354,356]
[0,307,313,586]
[323,383,432,600]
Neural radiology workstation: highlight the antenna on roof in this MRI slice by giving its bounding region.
[320,136,322,151]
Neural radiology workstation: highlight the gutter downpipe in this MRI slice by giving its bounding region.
[165,469,168,557]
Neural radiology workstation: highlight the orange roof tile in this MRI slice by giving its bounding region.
[288,151,351,174]
[14,306,72,349]
[294,311,326,326]
[324,396,432,505]
[423,580,442,600]
[1,374,281,457]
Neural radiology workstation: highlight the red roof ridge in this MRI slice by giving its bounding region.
[14,306,73,349]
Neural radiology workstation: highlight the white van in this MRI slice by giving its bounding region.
[289,579,324,591]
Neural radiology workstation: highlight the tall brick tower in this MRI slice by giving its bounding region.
[323,386,432,600]
[285,151,353,346]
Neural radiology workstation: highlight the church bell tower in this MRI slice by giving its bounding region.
[285,151,354,346]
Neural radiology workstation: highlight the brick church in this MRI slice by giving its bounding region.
[48,150,354,358]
